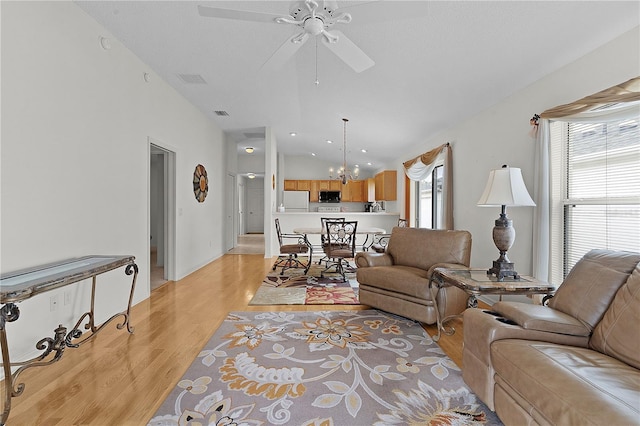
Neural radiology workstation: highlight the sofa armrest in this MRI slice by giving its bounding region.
[355,252,393,268]
[462,307,590,410]
[491,301,591,337]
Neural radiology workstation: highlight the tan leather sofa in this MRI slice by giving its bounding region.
[355,226,472,324]
[462,249,640,425]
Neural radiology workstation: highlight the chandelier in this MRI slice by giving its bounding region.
[329,118,359,184]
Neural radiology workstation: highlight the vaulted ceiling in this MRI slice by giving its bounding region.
[76,1,639,172]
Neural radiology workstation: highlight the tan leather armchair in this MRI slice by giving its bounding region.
[355,226,472,324]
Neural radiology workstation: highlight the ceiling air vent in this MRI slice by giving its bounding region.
[177,73,207,84]
[214,110,229,117]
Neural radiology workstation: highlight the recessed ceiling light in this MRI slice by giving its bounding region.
[290,132,297,137]
[311,153,316,156]
[354,164,359,168]
[361,149,367,153]
[245,147,254,154]
[326,140,333,144]
[367,162,372,166]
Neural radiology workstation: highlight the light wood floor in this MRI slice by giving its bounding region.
[6,253,475,425]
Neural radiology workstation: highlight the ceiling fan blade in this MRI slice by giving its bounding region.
[322,30,374,73]
[197,5,285,23]
[261,33,310,72]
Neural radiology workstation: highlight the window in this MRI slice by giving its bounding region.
[550,114,640,283]
[415,165,443,229]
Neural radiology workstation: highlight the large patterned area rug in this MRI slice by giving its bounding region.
[148,310,502,425]
[250,261,359,305]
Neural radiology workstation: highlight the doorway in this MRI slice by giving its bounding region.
[245,177,264,233]
[149,140,177,292]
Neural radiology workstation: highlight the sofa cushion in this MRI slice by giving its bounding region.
[590,264,640,369]
[492,301,591,336]
[356,265,432,299]
[492,339,640,425]
[386,227,471,270]
[547,249,640,331]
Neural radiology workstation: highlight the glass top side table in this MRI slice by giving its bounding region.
[428,268,556,341]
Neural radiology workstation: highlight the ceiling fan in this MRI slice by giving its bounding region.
[197,0,375,73]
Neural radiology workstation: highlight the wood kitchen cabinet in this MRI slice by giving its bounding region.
[374,170,397,201]
[309,180,320,202]
[286,179,365,202]
[343,180,365,202]
[284,180,297,191]
[284,179,311,191]
[296,180,311,191]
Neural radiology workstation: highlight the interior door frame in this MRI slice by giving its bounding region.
[148,137,177,282]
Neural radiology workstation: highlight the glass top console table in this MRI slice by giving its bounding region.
[0,255,138,425]
[428,268,556,341]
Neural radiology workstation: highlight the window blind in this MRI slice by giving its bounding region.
[562,117,640,275]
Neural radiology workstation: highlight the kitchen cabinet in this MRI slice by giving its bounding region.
[286,179,365,201]
[343,180,365,202]
[296,180,311,191]
[374,170,397,201]
[284,180,297,191]
[310,180,320,202]
[284,179,311,191]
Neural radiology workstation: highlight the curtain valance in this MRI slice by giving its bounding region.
[403,143,449,181]
[540,76,640,119]
[402,142,453,230]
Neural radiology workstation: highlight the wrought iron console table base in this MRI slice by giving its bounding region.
[0,255,138,425]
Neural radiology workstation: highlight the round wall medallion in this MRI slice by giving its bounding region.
[193,164,208,203]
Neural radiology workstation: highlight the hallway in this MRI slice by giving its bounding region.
[227,233,264,255]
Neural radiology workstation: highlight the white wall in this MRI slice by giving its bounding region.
[393,26,640,285]
[238,152,265,174]
[283,155,375,181]
[1,2,226,362]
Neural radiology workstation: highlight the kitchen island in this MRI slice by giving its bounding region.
[272,211,400,254]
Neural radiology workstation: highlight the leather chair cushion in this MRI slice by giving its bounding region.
[327,248,353,258]
[280,244,308,254]
[386,227,471,270]
[547,249,640,331]
[356,265,431,300]
[492,339,640,425]
[590,264,640,369]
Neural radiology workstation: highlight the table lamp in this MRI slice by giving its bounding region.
[477,165,535,281]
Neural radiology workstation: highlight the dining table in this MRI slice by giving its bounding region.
[293,226,386,252]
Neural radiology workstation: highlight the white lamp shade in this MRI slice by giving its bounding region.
[477,167,536,207]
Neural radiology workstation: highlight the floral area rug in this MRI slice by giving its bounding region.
[250,261,358,305]
[148,310,502,425]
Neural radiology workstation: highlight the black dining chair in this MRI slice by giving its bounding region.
[321,220,357,281]
[372,218,408,253]
[273,218,313,275]
[319,217,345,266]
